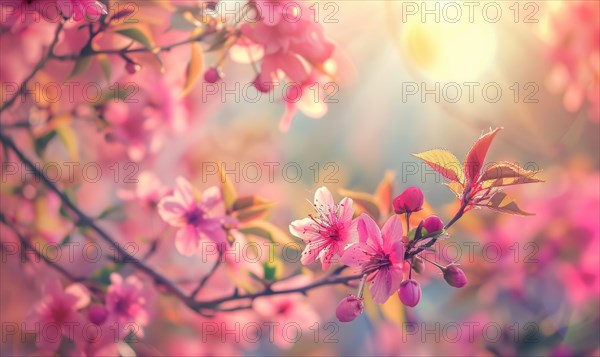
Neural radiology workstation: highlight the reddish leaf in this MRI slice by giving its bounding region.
[480,162,543,188]
[464,127,502,184]
[412,150,464,183]
[481,191,534,216]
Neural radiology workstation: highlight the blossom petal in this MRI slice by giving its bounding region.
[175,225,200,256]
[174,176,195,208]
[381,215,403,252]
[201,186,222,208]
[338,197,354,222]
[357,213,382,249]
[341,244,370,268]
[370,267,400,304]
[300,239,329,265]
[289,217,320,242]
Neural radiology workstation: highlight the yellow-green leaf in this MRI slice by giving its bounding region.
[412,149,464,183]
[115,28,154,49]
[69,56,91,79]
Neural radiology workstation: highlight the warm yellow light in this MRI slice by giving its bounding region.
[401,4,498,81]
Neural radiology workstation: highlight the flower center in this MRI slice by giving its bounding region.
[185,207,206,226]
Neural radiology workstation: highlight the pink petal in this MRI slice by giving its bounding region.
[341,244,370,268]
[174,177,195,208]
[157,197,187,227]
[338,197,354,222]
[357,213,382,249]
[290,219,322,243]
[64,284,91,310]
[319,245,337,270]
[201,186,222,208]
[381,215,403,252]
[370,267,401,304]
[300,239,328,265]
[389,240,406,265]
[314,186,335,209]
[175,225,200,256]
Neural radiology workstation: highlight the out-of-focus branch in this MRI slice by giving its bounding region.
[0,132,370,314]
[0,213,82,282]
[0,22,64,114]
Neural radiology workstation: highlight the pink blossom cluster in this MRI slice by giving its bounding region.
[290,186,468,322]
[27,274,148,356]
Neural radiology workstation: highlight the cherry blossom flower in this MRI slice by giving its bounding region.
[289,187,357,270]
[118,171,171,208]
[239,0,335,131]
[342,214,406,304]
[158,177,228,256]
[105,273,148,339]
[27,278,90,354]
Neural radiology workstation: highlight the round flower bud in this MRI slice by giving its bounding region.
[443,265,468,288]
[88,305,108,325]
[421,215,444,234]
[253,76,273,93]
[398,279,421,307]
[335,295,364,322]
[125,61,141,74]
[393,187,424,214]
[204,67,221,83]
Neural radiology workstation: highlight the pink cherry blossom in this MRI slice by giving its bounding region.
[27,278,90,354]
[118,171,171,208]
[158,177,228,256]
[342,214,406,304]
[105,273,148,339]
[289,187,357,270]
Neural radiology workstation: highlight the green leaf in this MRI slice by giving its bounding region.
[34,130,57,157]
[69,56,91,79]
[115,28,153,49]
[99,56,111,82]
[262,262,277,281]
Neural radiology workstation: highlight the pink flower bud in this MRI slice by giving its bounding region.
[204,67,221,83]
[393,187,424,214]
[335,295,364,322]
[88,305,108,325]
[412,256,426,274]
[125,61,141,74]
[253,76,273,93]
[443,265,468,288]
[398,279,421,307]
[422,215,444,233]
